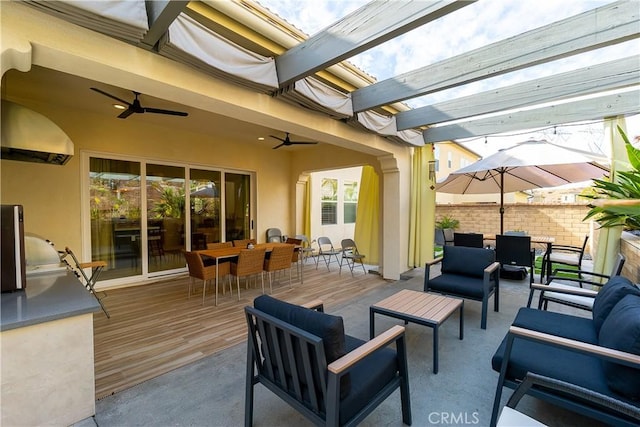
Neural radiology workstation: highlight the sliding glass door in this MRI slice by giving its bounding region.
[147,164,185,273]
[87,156,252,283]
[89,158,142,280]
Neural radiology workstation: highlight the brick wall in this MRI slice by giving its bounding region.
[621,232,640,283]
[435,203,591,248]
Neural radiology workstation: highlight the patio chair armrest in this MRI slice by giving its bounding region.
[506,372,640,420]
[545,275,605,288]
[508,326,640,368]
[426,257,443,267]
[485,261,500,274]
[531,283,598,298]
[328,325,405,374]
[301,299,324,311]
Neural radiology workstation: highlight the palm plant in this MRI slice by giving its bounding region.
[583,126,640,231]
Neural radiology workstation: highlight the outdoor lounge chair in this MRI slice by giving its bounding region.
[540,235,588,282]
[490,275,640,427]
[245,295,411,427]
[528,253,625,311]
[424,245,500,329]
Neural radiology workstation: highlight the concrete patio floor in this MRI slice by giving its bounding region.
[83,267,603,427]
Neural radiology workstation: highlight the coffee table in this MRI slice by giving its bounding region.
[370,289,464,374]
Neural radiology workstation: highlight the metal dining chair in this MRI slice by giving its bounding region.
[339,238,367,276]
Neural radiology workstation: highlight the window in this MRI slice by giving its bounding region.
[434,146,440,172]
[320,178,337,225]
[343,180,358,224]
[447,152,452,168]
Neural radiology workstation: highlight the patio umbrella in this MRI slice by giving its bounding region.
[436,140,609,234]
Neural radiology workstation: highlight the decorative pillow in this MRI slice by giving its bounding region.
[442,245,495,278]
[254,295,350,397]
[592,276,640,334]
[598,294,640,400]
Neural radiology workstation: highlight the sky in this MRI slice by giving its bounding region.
[256,0,639,157]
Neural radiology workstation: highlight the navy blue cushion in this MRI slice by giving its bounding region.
[598,294,640,400]
[592,276,640,334]
[339,335,398,425]
[428,274,487,299]
[254,295,350,397]
[511,307,597,344]
[442,246,495,279]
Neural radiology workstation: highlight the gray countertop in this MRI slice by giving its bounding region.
[1,270,100,331]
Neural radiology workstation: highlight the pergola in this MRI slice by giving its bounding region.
[10,0,639,145]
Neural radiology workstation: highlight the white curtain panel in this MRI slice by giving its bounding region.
[351,111,424,147]
[24,1,148,42]
[159,13,278,92]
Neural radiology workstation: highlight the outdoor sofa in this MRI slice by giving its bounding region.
[490,275,640,426]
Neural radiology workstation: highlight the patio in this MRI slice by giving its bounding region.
[85,264,603,427]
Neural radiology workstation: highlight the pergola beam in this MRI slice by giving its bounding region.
[396,56,640,130]
[422,89,640,143]
[352,0,640,113]
[275,0,472,87]
[140,0,189,49]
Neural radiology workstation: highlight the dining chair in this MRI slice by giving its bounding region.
[294,234,315,263]
[541,235,589,282]
[340,238,367,276]
[285,237,303,281]
[453,232,484,248]
[182,250,230,306]
[230,248,266,299]
[495,234,535,284]
[315,236,341,271]
[265,228,282,243]
[206,241,233,250]
[233,238,256,248]
[263,244,295,292]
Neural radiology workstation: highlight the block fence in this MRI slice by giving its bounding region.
[435,203,592,249]
[435,203,639,282]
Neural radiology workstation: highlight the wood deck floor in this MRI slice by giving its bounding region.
[93,260,391,399]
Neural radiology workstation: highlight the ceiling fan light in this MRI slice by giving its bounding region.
[113,104,126,110]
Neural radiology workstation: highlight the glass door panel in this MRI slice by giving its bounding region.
[225,173,251,242]
[89,158,142,280]
[190,169,222,247]
[147,164,185,273]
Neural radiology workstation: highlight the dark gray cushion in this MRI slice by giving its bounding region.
[254,295,350,397]
[428,274,487,299]
[441,245,495,279]
[592,276,640,334]
[598,294,640,400]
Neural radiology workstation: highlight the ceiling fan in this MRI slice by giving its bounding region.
[90,87,189,119]
[270,132,318,149]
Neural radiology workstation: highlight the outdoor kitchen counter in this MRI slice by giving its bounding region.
[1,270,99,426]
[1,269,99,331]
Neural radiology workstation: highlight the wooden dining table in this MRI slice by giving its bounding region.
[196,242,301,305]
[484,234,555,253]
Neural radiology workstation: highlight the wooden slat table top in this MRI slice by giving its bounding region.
[371,289,462,324]
[484,234,555,244]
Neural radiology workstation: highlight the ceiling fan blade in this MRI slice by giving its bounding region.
[291,141,318,145]
[144,107,188,117]
[269,135,286,142]
[272,143,285,149]
[90,87,131,106]
[117,108,135,119]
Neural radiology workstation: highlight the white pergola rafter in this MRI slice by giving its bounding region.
[351,0,640,114]
[396,56,640,131]
[274,0,473,87]
[422,89,640,143]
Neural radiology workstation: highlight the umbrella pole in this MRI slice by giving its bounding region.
[500,172,504,235]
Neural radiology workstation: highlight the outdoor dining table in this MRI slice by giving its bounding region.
[196,242,301,304]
